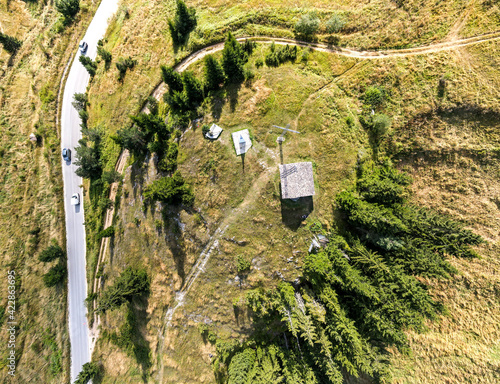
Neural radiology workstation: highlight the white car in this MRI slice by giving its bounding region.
[71,193,80,206]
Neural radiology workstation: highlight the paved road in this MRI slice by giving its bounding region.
[61,0,119,382]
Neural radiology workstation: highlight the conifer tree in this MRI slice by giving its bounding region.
[0,32,22,54]
[168,0,197,46]
[182,71,204,108]
[204,54,225,91]
[222,32,245,83]
[161,65,184,94]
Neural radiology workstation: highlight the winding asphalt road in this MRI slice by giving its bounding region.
[60,0,118,382]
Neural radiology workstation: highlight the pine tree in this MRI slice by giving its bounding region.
[182,71,204,108]
[222,32,245,83]
[0,32,22,54]
[168,0,197,46]
[161,65,184,94]
[204,54,225,91]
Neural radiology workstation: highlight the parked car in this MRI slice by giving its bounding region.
[79,40,88,54]
[71,193,80,206]
[62,148,71,162]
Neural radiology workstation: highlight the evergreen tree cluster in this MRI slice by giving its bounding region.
[0,32,22,54]
[143,170,194,206]
[74,127,103,179]
[39,242,67,288]
[161,66,204,116]
[265,43,298,67]
[168,0,197,46]
[97,267,150,313]
[213,160,483,383]
[112,111,179,173]
[161,32,250,121]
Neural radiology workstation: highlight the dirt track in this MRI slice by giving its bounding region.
[175,31,500,73]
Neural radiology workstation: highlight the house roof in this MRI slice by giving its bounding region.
[279,162,315,199]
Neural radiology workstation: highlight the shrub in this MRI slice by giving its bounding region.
[236,255,251,275]
[39,244,65,262]
[43,264,66,287]
[98,226,115,239]
[144,171,193,206]
[294,13,320,37]
[116,56,136,81]
[255,58,263,68]
[244,67,255,80]
[363,86,386,107]
[201,124,210,137]
[370,113,391,144]
[265,44,298,67]
[55,0,80,20]
[326,14,346,33]
[97,46,112,67]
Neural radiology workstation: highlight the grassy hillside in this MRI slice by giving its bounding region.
[0,0,102,382]
[80,0,499,383]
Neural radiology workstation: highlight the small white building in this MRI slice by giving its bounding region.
[231,129,252,155]
[206,123,223,140]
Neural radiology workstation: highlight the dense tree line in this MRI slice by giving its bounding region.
[213,160,483,383]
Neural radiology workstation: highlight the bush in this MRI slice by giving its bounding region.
[370,114,391,144]
[55,0,80,20]
[144,171,194,206]
[201,124,210,137]
[265,44,298,67]
[116,56,136,81]
[326,14,346,33]
[363,86,386,107]
[98,226,115,239]
[43,264,66,287]
[39,244,65,262]
[255,58,263,68]
[294,13,320,36]
[72,92,88,111]
[97,46,112,67]
[236,255,251,276]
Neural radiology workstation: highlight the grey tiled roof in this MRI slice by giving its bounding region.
[279,162,315,199]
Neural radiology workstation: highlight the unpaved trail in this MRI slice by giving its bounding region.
[156,142,278,382]
[174,31,500,74]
